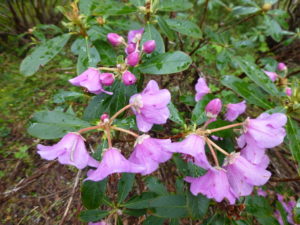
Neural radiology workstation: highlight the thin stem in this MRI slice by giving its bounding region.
[78,125,102,134]
[85,36,91,62]
[111,126,139,138]
[98,67,118,72]
[206,138,229,156]
[109,104,134,124]
[206,138,219,167]
[105,124,113,149]
[199,0,210,29]
[207,122,243,134]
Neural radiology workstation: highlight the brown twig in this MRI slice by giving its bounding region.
[199,0,210,29]
[58,170,82,225]
[270,176,300,182]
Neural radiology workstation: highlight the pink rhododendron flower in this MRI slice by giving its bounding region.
[225,100,246,121]
[37,133,97,169]
[86,148,145,181]
[129,135,172,175]
[69,68,112,95]
[205,98,222,118]
[143,40,156,53]
[99,73,115,86]
[126,52,140,66]
[122,71,137,85]
[126,43,136,55]
[195,77,210,102]
[107,33,124,46]
[128,28,144,44]
[165,134,211,169]
[130,80,171,132]
[277,62,287,71]
[242,113,287,148]
[88,221,109,225]
[185,167,237,204]
[263,70,278,82]
[223,152,271,197]
[286,87,292,96]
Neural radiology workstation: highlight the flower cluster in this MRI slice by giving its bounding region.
[37,78,287,205]
[68,28,156,95]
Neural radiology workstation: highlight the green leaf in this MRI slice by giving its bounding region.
[118,173,135,203]
[232,6,260,16]
[139,51,192,75]
[207,120,234,138]
[81,180,107,209]
[27,110,90,139]
[146,177,168,195]
[83,81,137,121]
[191,94,214,125]
[143,216,165,225]
[53,90,84,103]
[77,41,100,74]
[141,24,165,53]
[94,40,117,66]
[20,34,70,76]
[93,0,137,15]
[286,117,300,165]
[157,16,175,40]
[124,192,158,209]
[165,19,202,39]
[236,58,279,96]
[186,192,210,219]
[168,102,185,125]
[221,76,273,109]
[79,209,109,222]
[157,0,193,11]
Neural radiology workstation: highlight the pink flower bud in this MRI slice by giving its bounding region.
[285,87,292,96]
[126,43,136,54]
[122,71,137,85]
[263,70,278,82]
[205,98,222,118]
[100,113,109,122]
[126,52,140,66]
[143,40,156,54]
[107,33,124,46]
[99,73,115,86]
[277,62,287,71]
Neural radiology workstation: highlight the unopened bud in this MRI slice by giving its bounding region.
[285,87,292,97]
[126,52,140,67]
[262,3,272,11]
[143,40,156,54]
[96,17,105,25]
[205,98,222,118]
[122,71,137,86]
[107,33,124,46]
[100,113,109,122]
[100,73,115,86]
[277,62,287,71]
[126,43,136,55]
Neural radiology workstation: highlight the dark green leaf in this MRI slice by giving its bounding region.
[139,51,192,75]
[20,34,71,76]
[157,16,175,40]
[236,58,279,96]
[143,216,165,225]
[232,6,260,16]
[207,120,234,138]
[146,177,168,195]
[81,180,107,209]
[191,94,214,125]
[79,209,109,222]
[118,173,135,203]
[221,76,273,109]
[113,116,137,130]
[27,110,90,139]
[93,1,137,15]
[53,91,84,103]
[286,117,300,165]
[165,19,202,39]
[83,81,137,121]
[141,24,165,53]
[94,40,117,66]
[168,102,185,125]
[157,0,193,11]
[77,41,100,74]
[186,192,210,219]
[124,192,157,209]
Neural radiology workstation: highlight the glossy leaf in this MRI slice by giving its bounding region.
[124,192,158,209]
[145,177,168,195]
[141,23,165,53]
[118,173,135,203]
[157,16,175,40]
[168,102,185,125]
[236,57,279,96]
[20,34,70,76]
[165,19,202,39]
[221,76,273,109]
[81,180,107,209]
[79,209,109,222]
[139,51,192,75]
[27,110,90,139]
[286,117,300,164]
[83,81,137,121]
[157,0,193,11]
[232,6,260,16]
[191,94,214,125]
[186,192,210,219]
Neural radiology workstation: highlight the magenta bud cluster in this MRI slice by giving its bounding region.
[122,71,137,86]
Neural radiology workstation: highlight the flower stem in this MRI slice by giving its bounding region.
[98,67,118,72]
[111,126,139,138]
[78,125,102,134]
[206,138,229,156]
[105,124,113,149]
[109,104,134,124]
[206,138,219,167]
[207,122,243,133]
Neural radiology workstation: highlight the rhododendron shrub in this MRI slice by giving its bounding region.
[21,0,300,224]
